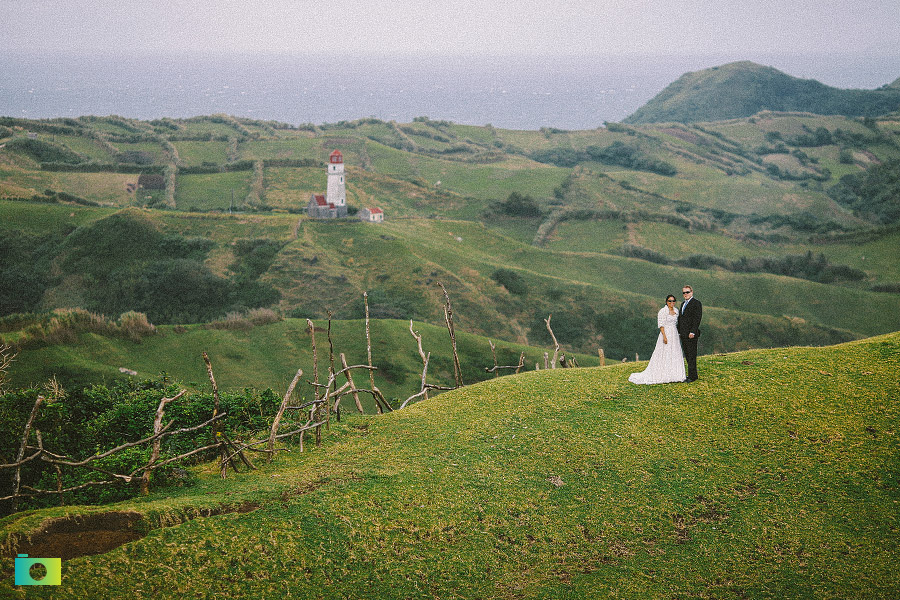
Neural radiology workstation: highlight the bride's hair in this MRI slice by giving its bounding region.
[666,294,677,303]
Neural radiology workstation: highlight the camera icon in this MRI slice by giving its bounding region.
[14,554,62,586]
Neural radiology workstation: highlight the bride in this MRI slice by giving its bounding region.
[628,295,686,385]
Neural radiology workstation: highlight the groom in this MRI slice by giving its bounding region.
[677,285,702,382]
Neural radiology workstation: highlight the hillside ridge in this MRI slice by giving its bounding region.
[625,61,900,123]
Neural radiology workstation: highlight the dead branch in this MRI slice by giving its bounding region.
[142,389,188,495]
[2,480,118,501]
[202,351,230,473]
[306,319,320,387]
[423,383,457,392]
[38,420,177,469]
[221,431,255,471]
[545,314,560,369]
[363,291,385,413]
[340,353,364,413]
[268,369,303,461]
[272,420,327,441]
[438,282,464,388]
[485,350,526,374]
[202,352,222,434]
[140,441,225,472]
[409,320,430,403]
[11,395,43,512]
[0,343,16,393]
[400,388,427,409]
[325,311,336,427]
[488,340,498,377]
[306,318,323,443]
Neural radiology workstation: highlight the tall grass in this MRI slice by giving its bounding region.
[1,309,156,348]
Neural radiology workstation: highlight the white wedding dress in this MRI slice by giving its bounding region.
[628,307,686,385]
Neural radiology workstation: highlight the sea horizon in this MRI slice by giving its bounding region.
[2,50,899,130]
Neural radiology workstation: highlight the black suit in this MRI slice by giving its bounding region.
[677,297,702,381]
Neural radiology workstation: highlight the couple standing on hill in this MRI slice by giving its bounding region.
[628,285,702,385]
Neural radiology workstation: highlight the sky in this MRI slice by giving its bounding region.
[2,0,899,59]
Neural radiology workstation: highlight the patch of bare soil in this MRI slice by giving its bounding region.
[6,501,261,562]
[10,511,144,561]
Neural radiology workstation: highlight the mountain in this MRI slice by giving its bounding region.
[624,61,900,124]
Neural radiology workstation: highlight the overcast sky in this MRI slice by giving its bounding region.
[3,0,899,58]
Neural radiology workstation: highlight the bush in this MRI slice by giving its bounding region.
[491,269,528,296]
[617,244,671,265]
[118,311,157,341]
[585,142,678,176]
[492,192,543,218]
[827,158,900,224]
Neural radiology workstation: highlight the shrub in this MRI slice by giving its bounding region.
[206,311,253,331]
[492,192,543,218]
[491,269,528,296]
[617,244,671,265]
[118,311,157,341]
[247,308,282,326]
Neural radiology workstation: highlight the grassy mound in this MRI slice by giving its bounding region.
[2,332,898,598]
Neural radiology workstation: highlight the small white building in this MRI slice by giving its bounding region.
[359,207,384,223]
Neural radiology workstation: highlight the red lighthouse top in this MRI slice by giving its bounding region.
[329,150,343,164]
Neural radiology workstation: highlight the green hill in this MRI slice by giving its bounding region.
[2,333,898,598]
[624,61,900,124]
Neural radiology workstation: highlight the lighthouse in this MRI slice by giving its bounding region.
[326,150,346,208]
[306,149,349,218]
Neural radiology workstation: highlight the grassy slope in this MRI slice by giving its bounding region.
[3,113,900,364]
[5,318,601,410]
[1,333,898,598]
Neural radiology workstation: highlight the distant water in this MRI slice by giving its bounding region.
[2,52,899,130]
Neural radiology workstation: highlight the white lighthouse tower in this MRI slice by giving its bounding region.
[326,150,346,209]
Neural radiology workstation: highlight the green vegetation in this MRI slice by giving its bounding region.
[618,245,867,284]
[625,61,900,124]
[2,105,900,385]
[828,158,900,224]
[1,334,897,597]
[0,377,279,508]
[531,141,677,176]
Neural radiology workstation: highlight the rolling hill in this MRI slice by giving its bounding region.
[1,333,898,598]
[2,95,900,393]
[624,61,900,124]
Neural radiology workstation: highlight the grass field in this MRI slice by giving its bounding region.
[1,333,897,598]
[174,171,253,211]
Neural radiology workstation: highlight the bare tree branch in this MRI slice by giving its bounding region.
[438,282,464,388]
[340,353,364,413]
[545,314,560,369]
[142,389,187,495]
[268,369,303,461]
[409,320,430,403]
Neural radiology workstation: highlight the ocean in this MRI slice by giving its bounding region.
[2,51,899,130]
